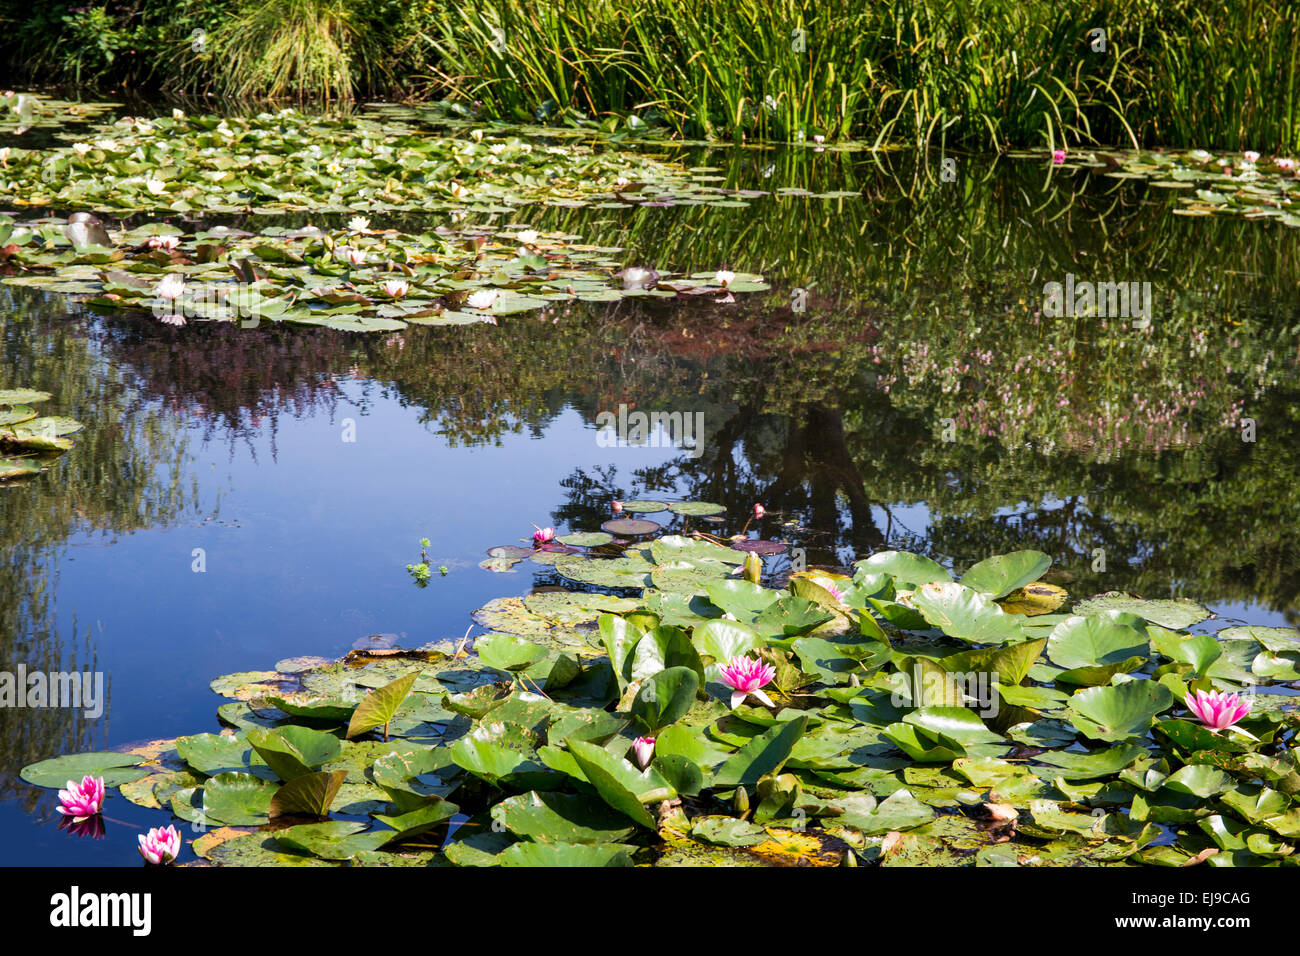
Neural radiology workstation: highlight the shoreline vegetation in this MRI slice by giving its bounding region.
[0,0,1295,150]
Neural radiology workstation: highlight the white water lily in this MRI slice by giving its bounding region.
[153,273,186,299]
[489,143,508,155]
[466,289,498,310]
[146,236,181,251]
[0,147,9,165]
[158,313,186,327]
[714,269,736,287]
[326,161,344,176]
[91,139,117,152]
[450,183,470,200]
[470,129,484,143]
[336,246,366,266]
[348,216,370,232]
[71,143,93,157]
[145,178,167,195]
[379,279,410,299]
[172,108,185,121]
[516,229,539,245]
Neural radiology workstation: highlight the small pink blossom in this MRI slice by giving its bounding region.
[138,825,181,865]
[633,736,655,769]
[1052,149,1066,164]
[719,655,776,709]
[752,503,765,519]
[612,500,623,513]
[532,526,554,547]
[1185,689,1252,732]
[146,236,180,251]
[56,775,105,822]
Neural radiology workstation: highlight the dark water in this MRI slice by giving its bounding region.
[3,128,1299,865]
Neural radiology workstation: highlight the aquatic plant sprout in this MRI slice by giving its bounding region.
[633,737,656,769]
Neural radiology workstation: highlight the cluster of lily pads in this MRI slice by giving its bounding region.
[1039,147,1300,225]
[0,215,768,332]
[0,387,85,481]
[0,107,805,216]
[21,500,1300,866]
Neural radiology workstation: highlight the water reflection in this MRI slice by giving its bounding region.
[2,138,1299,861]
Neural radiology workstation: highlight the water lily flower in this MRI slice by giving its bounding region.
[612,500,623,513]
[172,108,185,121]
[614,176,631,190]
[825,582,846,604]
[532,526,555,547]
[470,129,484,143]
[1051,149,1066,164]
[1276,157,1297,171]
[56,775,105,822]
[719,655,777,709]
[753,503,765,518]
[158,313,186,327]
[1244,150,1260,164]
[1185,689,1252,732]
[153,273,186,300]
[714,269,736,287]
[138,825,181,865]
[0,147,9,165]
[71,142,93,157]
[813,134,825,144]
[348,216,370,233]
[466,289,498,310]
[146,236,180,251]
[489,143,508,155]
[633,736,655,769]
[450,183,469,200]
[517,229,539,245]
[379,279,410,299]
[336,246,366,266]
[145,178,167,195]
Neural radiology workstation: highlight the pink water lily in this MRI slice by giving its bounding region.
[633,736,656,769]
[612,500,623,513]
[1243,150,1260,164]
[753,503,765,519]
[1052,149,1066,164]
[532,526,555,547]
[719,655,777,709]
[146,236,180,252]
[825,582,846,604]
[138,825,181,865]
[56,775,105,822]
[1185,689,1252,732]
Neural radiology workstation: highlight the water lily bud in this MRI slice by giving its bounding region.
[753,503,765,519]
[841,849,858,867]
[612,500,623,513]
[734,786,750,815]
[743,551,762,584]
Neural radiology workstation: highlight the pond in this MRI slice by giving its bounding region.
[2,101,1299,866]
